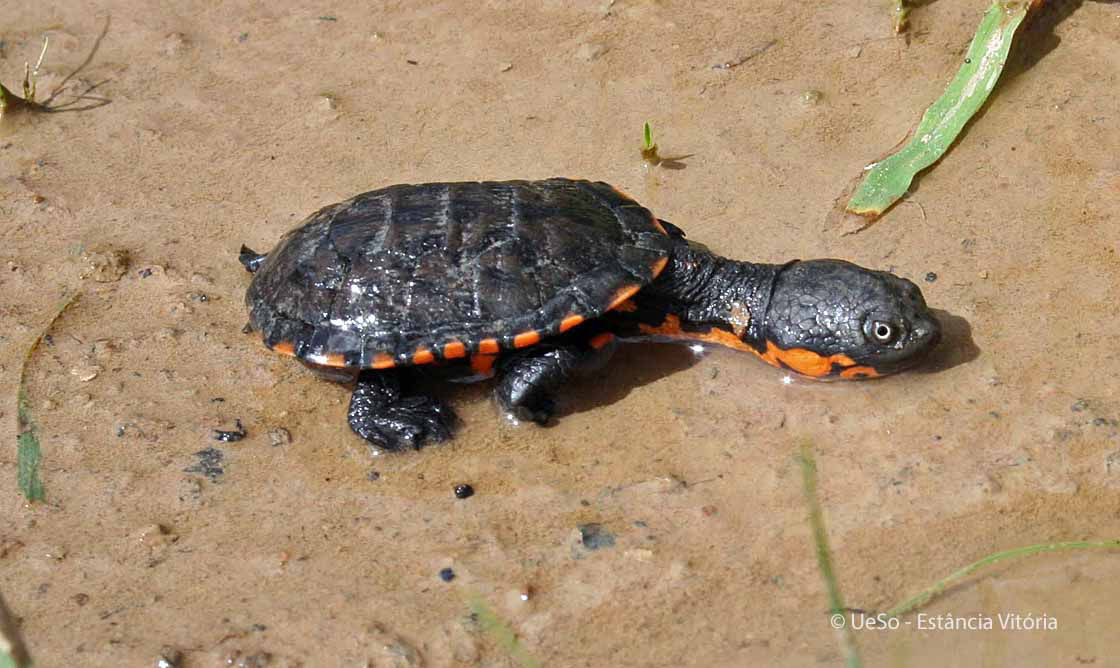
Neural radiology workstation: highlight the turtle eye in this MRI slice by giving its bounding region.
[865,319,898,345]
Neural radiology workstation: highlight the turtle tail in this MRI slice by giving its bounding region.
[239,245,267,273]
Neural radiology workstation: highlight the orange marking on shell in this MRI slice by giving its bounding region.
[589,332,616,350]
[470,353,498,377]
[650,217,668,235]
[649,255,669,279]
[478,338,500,354]
[607,284,642,312]
[371,353,396,369]
[610,185,637,202]
[443,341,467,359]
[322,352,346,367]
[514,330,541,348]
[559,314,585,333]
[272,341,296,356]
[412,347,435,365]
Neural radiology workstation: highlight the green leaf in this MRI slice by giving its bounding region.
[14,292,78,503]
[847,1,1031,218]
[467,596,540,668]
[17,431,44,503]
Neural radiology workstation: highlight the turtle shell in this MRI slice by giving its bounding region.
[246,179,674,369]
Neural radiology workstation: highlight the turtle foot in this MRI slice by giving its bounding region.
[348,374,457,451]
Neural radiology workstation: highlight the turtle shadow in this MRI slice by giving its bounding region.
[653,154,694,171]
[553,342,700,419]
[421,309,971,425]
[912,308,979,376]
[412,343,698,426]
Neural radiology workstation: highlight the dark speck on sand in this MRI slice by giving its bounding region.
[213,419,246,442]
[578,523,615,550]
[185,448,224,481]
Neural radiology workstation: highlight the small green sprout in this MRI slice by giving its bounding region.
[1,20,113,123]
[640,121,661,166]
[0,38,51,120]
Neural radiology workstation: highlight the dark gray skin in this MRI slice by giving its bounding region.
[765,259,941,374]
[622,240,941,374]
[240,179,941,451]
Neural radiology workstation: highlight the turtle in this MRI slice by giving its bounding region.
[240,178,941,451]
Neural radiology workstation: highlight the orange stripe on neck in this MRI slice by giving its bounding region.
[638,314,875,379]
[637,314,755,352]
[755,341,860,378]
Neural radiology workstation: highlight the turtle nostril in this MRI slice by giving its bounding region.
[915,321,942,347]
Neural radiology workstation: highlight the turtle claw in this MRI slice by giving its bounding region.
[505,396,555,426]
[348,375,456,451]
[496,342,616,426]
[495,355,560,425]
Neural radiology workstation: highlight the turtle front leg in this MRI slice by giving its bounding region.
[348,371,457,451]
[495,333,618,424]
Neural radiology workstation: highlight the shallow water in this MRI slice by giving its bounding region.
[1,2,1118,666]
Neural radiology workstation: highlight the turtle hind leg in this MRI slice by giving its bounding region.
[495,333,618,425]
[348,371,457,451]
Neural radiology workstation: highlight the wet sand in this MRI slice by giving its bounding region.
[2,1,1119,666]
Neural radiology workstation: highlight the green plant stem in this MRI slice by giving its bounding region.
[798,442,862,668]
[15,292,79,502]
[467,596,540,668]
[888,539,1120,617]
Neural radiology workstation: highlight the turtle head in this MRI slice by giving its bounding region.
[761,260,941,379]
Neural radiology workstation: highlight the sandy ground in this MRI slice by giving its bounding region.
[2,1,1119,666]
